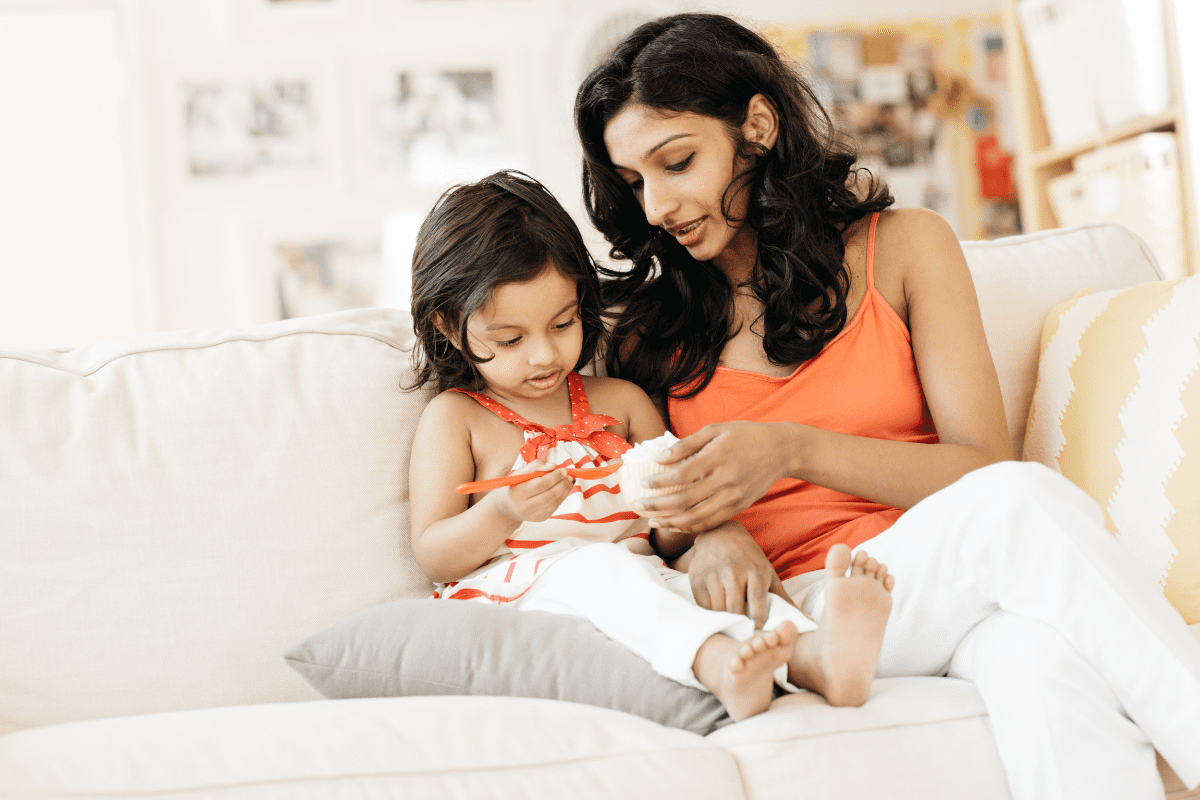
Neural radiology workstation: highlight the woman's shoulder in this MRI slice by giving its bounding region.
[871,207,966,279]
[848,207,968,324]
[872,207,961,253]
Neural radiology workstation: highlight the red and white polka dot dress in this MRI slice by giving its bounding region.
[434,372,650,604]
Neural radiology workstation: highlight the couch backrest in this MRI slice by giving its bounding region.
[0,310,436,736]
[0,223,1162,737]
[961,223,1162,458]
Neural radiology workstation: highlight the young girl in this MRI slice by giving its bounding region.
[574,11,1200,798]
[406,170,895,721]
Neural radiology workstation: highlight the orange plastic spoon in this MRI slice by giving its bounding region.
[455,463,621,495]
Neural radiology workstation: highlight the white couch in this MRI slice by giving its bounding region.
[2,222,1197,799]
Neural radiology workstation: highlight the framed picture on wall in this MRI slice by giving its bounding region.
[349,51,529,193]
[250,215,385,322]
[154,61,343,202]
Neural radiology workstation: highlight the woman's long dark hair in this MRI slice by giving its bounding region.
[407,170,604,393]
[575,12,893,399]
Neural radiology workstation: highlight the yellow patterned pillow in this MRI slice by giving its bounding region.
[1024,276,1199,623]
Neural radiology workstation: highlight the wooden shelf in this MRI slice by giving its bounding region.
[1028,108,1181,168]
[1003,0,1197,276]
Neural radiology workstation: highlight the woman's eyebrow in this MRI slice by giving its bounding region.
[612,133,694,169]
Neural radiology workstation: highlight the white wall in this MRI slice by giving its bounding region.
[0,0,1002,349]
[0,2,154,349]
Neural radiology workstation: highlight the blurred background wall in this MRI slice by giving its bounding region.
[0,0,1010,348]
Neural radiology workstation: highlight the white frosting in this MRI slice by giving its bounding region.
[623,431,679,462]
[618,432,680,504]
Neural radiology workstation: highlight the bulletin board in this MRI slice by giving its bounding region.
[763,16,1020,240]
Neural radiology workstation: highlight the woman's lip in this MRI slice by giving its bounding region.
[671,218,704,246]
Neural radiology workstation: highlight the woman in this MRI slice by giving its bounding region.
[574,12,1200,800]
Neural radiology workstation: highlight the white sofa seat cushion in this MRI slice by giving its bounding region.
[0,696,745,800]
[708,677,1011,800]
[0,310,436,736]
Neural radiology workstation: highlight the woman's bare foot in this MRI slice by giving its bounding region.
[788,543,894,707]
[694,621,799,721]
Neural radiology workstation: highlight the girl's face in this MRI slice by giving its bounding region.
[460,263,583,405]
[603,102,762,275]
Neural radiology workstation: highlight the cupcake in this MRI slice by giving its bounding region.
[618,431,682,505]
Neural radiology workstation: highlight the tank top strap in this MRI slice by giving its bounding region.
[866,211,880,291]
[449,372,630,463]
[447,386,538,432]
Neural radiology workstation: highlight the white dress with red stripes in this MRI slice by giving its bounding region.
[434,372,650,604]
[433,372,817,693]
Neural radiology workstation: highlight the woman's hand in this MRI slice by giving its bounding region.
[631,421,793,532]
[674,521,779,630]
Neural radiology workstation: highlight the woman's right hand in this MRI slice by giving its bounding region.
[675,521,779,630]
[632,421,794,533]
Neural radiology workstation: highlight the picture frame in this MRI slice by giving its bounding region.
[348,49,530,193]
[250,214,387,322]
[153,60,343,203]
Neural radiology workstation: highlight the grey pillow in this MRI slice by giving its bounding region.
[283,598,731,735]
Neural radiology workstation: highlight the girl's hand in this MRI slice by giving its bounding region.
[632,421,791,533]
[494,460,574,522]
[675,521,778,630]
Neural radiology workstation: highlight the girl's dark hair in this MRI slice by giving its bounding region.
[575,12,894,399]
[407,169,604,393]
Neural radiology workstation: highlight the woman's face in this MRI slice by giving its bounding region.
[603,102,755,272]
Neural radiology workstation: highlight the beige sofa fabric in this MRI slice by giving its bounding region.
[962,224,1163,459]
[0,696,746,799]
[0,310,435,735]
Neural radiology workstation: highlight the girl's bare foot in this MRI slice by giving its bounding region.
[789,543,894,707]
[694,621,799,721]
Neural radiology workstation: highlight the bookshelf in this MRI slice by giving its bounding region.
[1001,0,1198,276]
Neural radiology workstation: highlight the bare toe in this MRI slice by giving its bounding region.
[825,543,852,575]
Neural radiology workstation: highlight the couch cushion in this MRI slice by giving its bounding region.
[0,696,744,800]
[283,598,729,735]
[0,309,436,735]
[962,223,1162,458]
[707,677,1011,800]
[1023,277,1200,623]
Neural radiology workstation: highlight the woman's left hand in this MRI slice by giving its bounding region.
[631,421,792,532]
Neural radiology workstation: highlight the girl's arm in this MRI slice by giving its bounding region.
[633,208,1012,534]
[409,392,573,583]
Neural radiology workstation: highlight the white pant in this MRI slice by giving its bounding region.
[798,461,1200,800]
[518,542,816,691]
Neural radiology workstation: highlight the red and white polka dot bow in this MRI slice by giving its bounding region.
[518,414,629,463]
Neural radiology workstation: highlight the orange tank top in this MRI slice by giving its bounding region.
[668,213,939,579]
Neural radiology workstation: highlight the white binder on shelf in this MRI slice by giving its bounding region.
[1049,133,1186,279]
[1016,0,1103,149]
[1082,0,1171,128]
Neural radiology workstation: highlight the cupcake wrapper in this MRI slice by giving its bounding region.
[619,459,681,502]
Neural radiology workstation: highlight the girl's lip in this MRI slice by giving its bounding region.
[527,371,560,387]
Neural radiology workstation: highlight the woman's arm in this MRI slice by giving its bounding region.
[409,393,574,583]
[632,209,1012,533]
